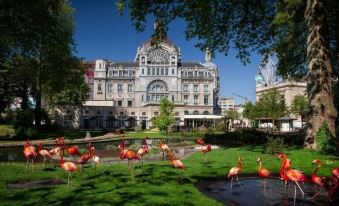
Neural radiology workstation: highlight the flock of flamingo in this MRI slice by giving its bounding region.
[22,136,338,203]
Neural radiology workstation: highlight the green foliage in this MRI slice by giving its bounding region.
[152,98,174,133]
[265,136,285,154]
[243,101,255,120]
[0,125,16,138]
[290,95,308,121]
[254,89,286,119]
[12,109,37,139]
[315,122,336,154]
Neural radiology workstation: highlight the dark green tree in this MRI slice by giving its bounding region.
[117,0,339,149]
[152,98,175,133]
[243,101,256,127]
[0,0,88,129]
[290,94,308,129]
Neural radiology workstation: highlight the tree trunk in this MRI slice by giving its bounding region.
[304,0,338,149]
[34,57,42,130]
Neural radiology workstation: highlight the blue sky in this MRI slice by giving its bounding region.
[70,0,261,103]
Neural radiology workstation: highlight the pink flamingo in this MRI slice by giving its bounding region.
[23,140,37,172]
[228,157,243,190]
[196,137,205,145]
[91,147,100,174]
[159,140,170,158]
[201,144,212,162]
[118,139,140,171]
[137,145,149,166]
[168,151,186,183]
[257,157,270,189]
[37,142,52,167]
[309,159,326,199]
[55,137,81,159]
[281,165,307,205]
[328,167,339,201]
[59,149,78,189]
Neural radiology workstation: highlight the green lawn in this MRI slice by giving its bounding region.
[0,147,337,206]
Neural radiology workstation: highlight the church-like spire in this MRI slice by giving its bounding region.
[205,47,211,62]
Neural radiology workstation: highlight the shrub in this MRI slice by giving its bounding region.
[265,136,284,154]
[0,125,16,138]
[316,122,336,154]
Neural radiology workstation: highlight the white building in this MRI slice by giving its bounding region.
[57,37,221,129]
[218,97,235,114]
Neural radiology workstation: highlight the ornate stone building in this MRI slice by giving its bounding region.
[57,37,220,129]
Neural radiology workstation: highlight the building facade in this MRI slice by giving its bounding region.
[218,97,235,114]
[58,37,220,129]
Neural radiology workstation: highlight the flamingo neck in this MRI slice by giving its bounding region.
[258,161,262,172]
[238,159,242,169]
[312,163,321,176]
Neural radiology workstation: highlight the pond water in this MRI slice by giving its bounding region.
[0,138,194,162]
[196,177,336,206]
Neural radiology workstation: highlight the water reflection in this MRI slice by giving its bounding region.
[197,177,334,206]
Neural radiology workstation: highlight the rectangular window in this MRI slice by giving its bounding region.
[183,85,188,92]
[204,95,209,105]
[128,101,132,107]
[142,69,144,75]
[204,85,208,92]
[156,68,159,75]
[152,68,155,75]
[108,71,113,77]
[118,84,123,92]
[142,95,144,102]
[166,68,168,75]
[161,68,164,75]
[147,68,150,75]
[184,95,188,103]
[194,95,198,105]
[172,69,175,75]
[193,85,199,92]
[107,84,112,92]
[172,95,175,102]
[119,71,123,77]
[118,101,122,107]
[127,84,133,92]
[97,84,102,92]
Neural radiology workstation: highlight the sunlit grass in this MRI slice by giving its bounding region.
[0,146,337,206]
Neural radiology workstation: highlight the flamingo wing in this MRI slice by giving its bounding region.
[259,168,271,178]
[61,162,78,172]
[228,167,241,178]
[286,169,307,182]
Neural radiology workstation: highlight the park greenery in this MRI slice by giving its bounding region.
[117,0,339,150]
[0,146,337,205]
[151,98,174,134]
[0,0,88,135]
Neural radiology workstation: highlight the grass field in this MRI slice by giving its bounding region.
[0,146,338,206]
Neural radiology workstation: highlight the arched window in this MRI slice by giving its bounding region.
[184,111,189,115]
[119,111,125,116]
[142,112,146,116]
[193,111,199,115]
[174,112,179,116]
[203,111,209,115]
[154,112,159,116]
[131,112,135,115]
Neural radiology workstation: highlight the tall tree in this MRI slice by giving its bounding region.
[243,101,256,127]
[290,94,308,129]
[117,0,338,149]
[0,0,88,128]
[152,98,174,133]
[255,89,286,126]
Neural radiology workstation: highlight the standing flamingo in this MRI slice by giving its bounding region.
[201,144,212,163]
[37,143,52,167]
[257,157,271,189]
[159,140,170,158]
[227,157,243,190]
[55,137,81,159]
[328,167,339,201]
[23,140,37,172]
[91,147,100,174]
[137,145,149,166]
[118,139,140,171]
[281,166,307,205]
[168,151,186,183]
[309,159,326,199]
[76,146,94,172]
[278,153,291,182]
[59,149,78,189]
[196,137,205,145]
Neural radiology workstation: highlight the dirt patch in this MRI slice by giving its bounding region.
[7,179,64,189]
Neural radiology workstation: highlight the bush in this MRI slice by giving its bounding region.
[0,125,16,138]
[316,122,336,154]
[265,136,284,154]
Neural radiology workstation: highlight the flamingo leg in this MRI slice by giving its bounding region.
[25,158,29,173]
[43,157,46,168]
[230,177,233,190]
[31,159,34,172]
[294,185,297,206]
[295,182,305,199]
[236,175,243,189]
